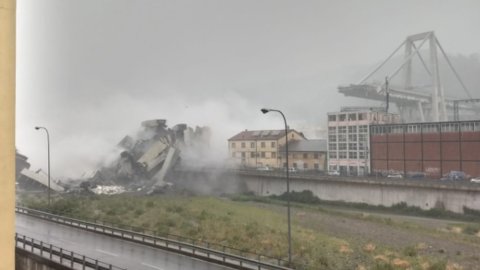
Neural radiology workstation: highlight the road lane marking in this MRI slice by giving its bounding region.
[141,262,163,270]
[95,248,118,257]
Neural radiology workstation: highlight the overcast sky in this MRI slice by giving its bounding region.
[16,0,480,178]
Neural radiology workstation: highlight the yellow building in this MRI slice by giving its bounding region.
[228,129,306,168]
[279,140,327,171]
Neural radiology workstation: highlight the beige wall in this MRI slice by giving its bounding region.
[282,152,327,171]
[228,130,306,168]
[228,139,280,168]
[0,0,16,269]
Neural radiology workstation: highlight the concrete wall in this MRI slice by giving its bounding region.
[241,175,480,213]
[171,169,480,214]
[16,249,71,270]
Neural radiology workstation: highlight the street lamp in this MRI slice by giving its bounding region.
[260,108,292,265]
[35,126,51,207]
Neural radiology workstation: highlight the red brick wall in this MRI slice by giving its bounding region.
[371,131,480,178]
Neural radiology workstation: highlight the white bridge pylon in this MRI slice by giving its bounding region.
[338,31,473,122]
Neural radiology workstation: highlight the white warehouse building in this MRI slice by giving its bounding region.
[327,107,400,176]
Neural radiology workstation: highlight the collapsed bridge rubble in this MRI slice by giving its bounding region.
[15,150,64,192]
[84,119,211,194]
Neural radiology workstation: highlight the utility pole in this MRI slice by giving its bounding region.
[385,76,390,113]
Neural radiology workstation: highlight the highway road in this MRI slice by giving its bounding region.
[16,213,233,270]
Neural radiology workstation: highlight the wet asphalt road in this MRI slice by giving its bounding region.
[16,213,233,270]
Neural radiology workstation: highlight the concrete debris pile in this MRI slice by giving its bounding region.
[15,150,65,192]
[91,185,125,195]
[86,119,210,193]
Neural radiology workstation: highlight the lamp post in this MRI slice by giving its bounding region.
[35,126,51,207]
[261,108,292,265]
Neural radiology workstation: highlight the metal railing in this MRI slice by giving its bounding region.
[16,207,293,270]
[15,233,126,270]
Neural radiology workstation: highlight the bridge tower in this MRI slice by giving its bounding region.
[339,31,473,122]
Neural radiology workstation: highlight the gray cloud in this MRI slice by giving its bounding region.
[16,0,480,178]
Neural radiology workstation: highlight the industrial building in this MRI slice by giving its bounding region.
[327,108,400,176]
[370,120,480,179]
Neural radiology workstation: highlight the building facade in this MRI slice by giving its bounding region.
[279,140,327,171]
[228,129,306,168]
[327,108,400,176]
[370,120,480,178]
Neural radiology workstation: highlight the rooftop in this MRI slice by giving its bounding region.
[280,139,327,152]
[228,129,304,141]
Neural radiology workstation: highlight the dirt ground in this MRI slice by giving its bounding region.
[251,202,480,269]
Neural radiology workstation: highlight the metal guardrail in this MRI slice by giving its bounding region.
[15,233,126,270]
[16,207,293,270]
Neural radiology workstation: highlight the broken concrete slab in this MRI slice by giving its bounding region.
[75,119,211,193]
[18,168,64,192]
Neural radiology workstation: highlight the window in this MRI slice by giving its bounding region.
[329,143,337,150]
[241,142,245,148]
[338,134,347,142]
[348,113,357,121]
[329,152,337,159]
[250,142,255,148]
[328,135,336,142]
[359,134,367,143]
[338,151,347,159]
[423,124,439,133]
[314,153,319,159]
[271,142,276,148]
[338,126,347,133]
[358,142,366,150]
[328,115,337,122]
[231,152,235,158]
[283,162,287,168]
[303,153,308,159]
[328,127,336,134]
[359,125,368,133]
[359,152,366,159]
[348,134,357,141]
[372,126,382,135]
[303,163,308,169]
[349,152,357,159]
[359,113,367,120]
[241,152,246,158]
[461,123,474,132]
[314,163,319,170]
[271,152,276,158]
[348,126,357,133]
[293,163,298,168]
[250,152,255,158]
[231,142,236,148]
[261,152,266,158]
[339,114,346,121]
[348,143,357,150]
[407,125,419,133]
[338,143,347,150]
[475,122,480,131]
[392,126,404,134]
[260,142,266,148]
[441,123,459,132]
